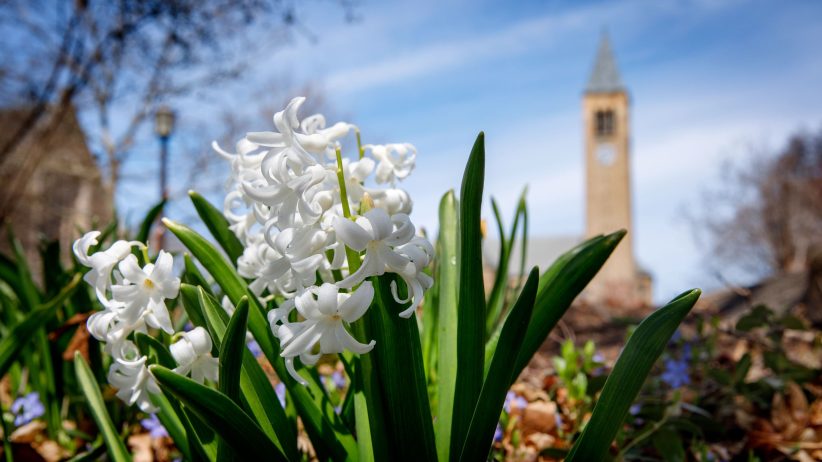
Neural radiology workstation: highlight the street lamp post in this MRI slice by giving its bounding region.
[154,106,175,248]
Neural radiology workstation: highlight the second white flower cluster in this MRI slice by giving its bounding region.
[73,233,217,412]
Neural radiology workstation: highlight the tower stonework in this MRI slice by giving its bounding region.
[583,34,651,309]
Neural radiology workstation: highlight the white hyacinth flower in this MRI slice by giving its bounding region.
[247,96,353,161]
[107,341,160,413]
[86,309,138,347]
[333,208,416,289]
[392,237,435,317]
[110,252,179,334]
[365,143,416,185]
[366,188,413,215]
[170,327,218,384]
[272,282,375,385]
[73,231,142,309]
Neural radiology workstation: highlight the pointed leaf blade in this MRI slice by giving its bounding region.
[74,353,132,462]
[460,267,539,462]
[189,191,245,264]
[566,289,702,461]
[150,366,287,462]
[451,132,487,457]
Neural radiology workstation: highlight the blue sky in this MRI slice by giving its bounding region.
[118,0,822,303]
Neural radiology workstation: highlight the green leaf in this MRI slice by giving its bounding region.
[195,287,298,461]
[179,284,209,329]
[9,232,42,310]
[134,332,176,368]
[165,218,356,460]
[780,314,806,330]
[733,353,752,385]
[511,230,625,379]
[10,233,62,436]
[451,132,487,459]
[184,253,214,296]
[216,298,249,462]
[135,199,166,244]
[459,267,539,462]
[485,189,526,335]
[512,190,529,296]
[66,439,107,462]
[485,198,509,333]
[735,305,772,332]
[652,427,686,462]
[133,332,195,461]
[435,190,459,462]
[220,297,249,405]
[0,252,23,297]
[566,289,702,462]
[74,353,131,462]
[0,274,80,378]
[367,275,437,460]
[189,191,245,264]
[152,392,192,460]
[150,366,287,461]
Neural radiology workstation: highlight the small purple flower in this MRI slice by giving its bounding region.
[493,423,503,442]
[670,329,682,343]
[183,322,194,332]
[331,371,346,390]
[141,414,168,439]
[247,340,262,358]
[629,403,641,415]
[682,343,693,362]
[275,382,286,408]
[592,353,604,363]
[503,391,528,413]
[334,405,342,415]
[661,358,690,388]
[554,412,563,429]
[11,392,44,426]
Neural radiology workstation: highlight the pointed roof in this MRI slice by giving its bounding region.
[586,33,625,94]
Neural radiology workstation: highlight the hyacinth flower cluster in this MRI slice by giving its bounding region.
[72,96,432,412]
[213,96,433,383]
[73,232,218,412]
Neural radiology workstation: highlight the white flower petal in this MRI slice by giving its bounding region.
[339,281,374,323]
[333,216,372,251]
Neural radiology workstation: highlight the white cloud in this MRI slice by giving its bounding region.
[323,3,627,94]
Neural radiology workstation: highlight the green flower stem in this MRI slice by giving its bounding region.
[1,401,13,462]
[335,147,362,274]
[334,145,387,460]
[355,129,364,159]
[335,147,353,219]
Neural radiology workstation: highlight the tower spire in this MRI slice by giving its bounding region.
[586,32,624,94]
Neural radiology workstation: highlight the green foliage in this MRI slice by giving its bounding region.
[74,353,132,462]
[566,289,702,462]
[135,199,166,244]
[450,132,488,460]
[0,132,706,461]
[458,267,538,462]
[150,365,287,461]
[0,274,80,378]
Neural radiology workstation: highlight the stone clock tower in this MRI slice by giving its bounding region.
[583,34,649,307]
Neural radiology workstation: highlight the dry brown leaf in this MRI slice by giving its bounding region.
[129,433,153,462]
[521,401,558,436]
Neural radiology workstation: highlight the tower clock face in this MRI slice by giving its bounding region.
[596,143,616,166]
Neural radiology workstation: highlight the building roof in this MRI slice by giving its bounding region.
[483,235,582,276]
[585,33,625,94]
